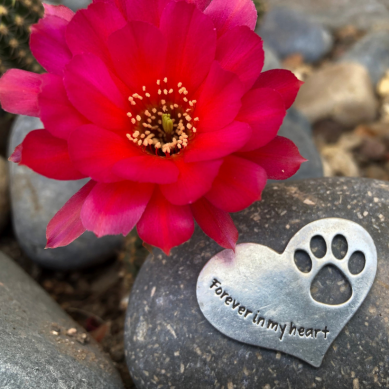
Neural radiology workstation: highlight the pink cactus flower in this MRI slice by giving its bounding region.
[0,0,305,254]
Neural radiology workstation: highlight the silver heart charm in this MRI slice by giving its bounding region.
[196,218,377,367]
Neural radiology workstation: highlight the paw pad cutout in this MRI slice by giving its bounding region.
[294,233,364,305]
[197,218,377,367]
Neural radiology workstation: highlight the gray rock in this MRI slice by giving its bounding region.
[0,250,124,389]
[340,31,389,86]
[60,0,92,11]
[257,7,333,63]
[262,44,281,72]
[125,177,389,389]
[0,156,10,234]
[9,116,123,271]
[263,0,389,31]
[46,0,91,11]
[278,108,323,181]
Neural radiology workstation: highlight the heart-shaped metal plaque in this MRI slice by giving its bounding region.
[197,218,377,367]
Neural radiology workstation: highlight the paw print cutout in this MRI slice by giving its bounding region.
[197,219,377,367]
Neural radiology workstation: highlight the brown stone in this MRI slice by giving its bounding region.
[294,63,378,126]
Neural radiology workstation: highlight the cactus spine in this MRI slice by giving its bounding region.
[0,0,43,75]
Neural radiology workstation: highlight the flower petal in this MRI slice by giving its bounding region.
[68,124,141,183]
[12,129,86,180]
[204,0,257,37]
[108,21,167,93]
[237,87,286,152]
[160,1,217,95]
[0,70,41,116]
[66,2,126,64]
[46,180,96,249]
[238,136,307,180]
[123,0,170,26]
[43,4,75,21]
[64,53,129,131]
[195,61,244,133]
[184,121,252,163]
[93,0,126,15]
[205,155,267,212]
[216,26,264,92]
[191,198,238,250]
[81,181,154,237]
[137,187,194,255]
[254,69,303,110]
[160,158,223,205]
[39,73,89,140]
[113,156,179,184]
[30,15,72,75]
[187,0,212,11]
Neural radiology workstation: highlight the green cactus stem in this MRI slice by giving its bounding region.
[0,0,43,75]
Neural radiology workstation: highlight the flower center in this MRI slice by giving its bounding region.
[126,78,199,157]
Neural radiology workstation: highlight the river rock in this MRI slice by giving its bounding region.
[263,0,389,30]
[0,156,9,234]
[294,62,378,126]
[125,177,389,388]
[9,116,123,271]
[278,108,323,181]
[0,250,124,389]
[262,44,281,72]
[340,31,389,86]
[257,7,333,63]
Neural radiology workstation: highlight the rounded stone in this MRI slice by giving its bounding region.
[262,44,281,72]
[0,156,10,234]
[278,108,323,181]
[257,7,333,63]
[263,0,389,30]
[8,116,123,271]
[125,177,389,389]
[294,62,378,126]
[0,250,124,389]
[340,31,389,86]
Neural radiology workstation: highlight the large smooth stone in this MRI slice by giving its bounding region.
[263,0,389,30]
[0,250,123,389]
[125,177,389,389]
[9,116,123,271]
[257,7,333,63]
[262,44,281,72]
[294,62,378,127]
[0,156,9,234]
[279,108,323,181]
[340,31,389,86]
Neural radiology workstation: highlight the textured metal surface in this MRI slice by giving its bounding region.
[197,218,377,367]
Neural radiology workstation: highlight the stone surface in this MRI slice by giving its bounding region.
[278,108,323,181]
[0,156,10,233]
[48,0,91,11]
[294,62,378,126]
[0,250,124,389]
[263,0,389,30]
[257,7,333,63]
[9,116,123,271]
[125,177,389,389]
[340,31,389,86]
[262,44,281,72]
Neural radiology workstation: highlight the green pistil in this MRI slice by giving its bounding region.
[162,113,174,138]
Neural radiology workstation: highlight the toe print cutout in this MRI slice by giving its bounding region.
[294,250,312,273]
[197,218,377,367]
[332,235,348,259]
[349,251,366,275]
[310,235,326,258]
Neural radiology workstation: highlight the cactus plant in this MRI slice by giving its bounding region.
[0,0,43,76]
[253,0,266,24]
